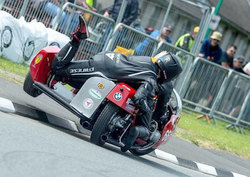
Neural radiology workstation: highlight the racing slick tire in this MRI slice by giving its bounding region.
[90,102,120,146]
[129,148,155,156]
[23,71,41,97]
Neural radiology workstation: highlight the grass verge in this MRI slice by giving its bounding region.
[176,110,250,159]
[0,58,29,77]
[0,57,250,159]
[0,57,29,84]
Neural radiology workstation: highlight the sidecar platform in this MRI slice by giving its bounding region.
[33,82,89,121]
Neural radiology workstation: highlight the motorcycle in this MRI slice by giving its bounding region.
[23,46,182,156]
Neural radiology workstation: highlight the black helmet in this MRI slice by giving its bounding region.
[155,52,183,82]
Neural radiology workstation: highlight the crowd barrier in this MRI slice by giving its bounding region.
[52,2,115,60]
[105,23,159,57]
[1,0,250,130]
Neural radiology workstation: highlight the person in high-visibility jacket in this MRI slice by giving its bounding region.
[175,26,199,52]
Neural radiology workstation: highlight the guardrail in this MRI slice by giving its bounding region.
[0,0,25,18]
[0,0,66,28]
[105,23,159,57]
[1,0,250,130]
[105,23,250,130]
[52,2,115,60]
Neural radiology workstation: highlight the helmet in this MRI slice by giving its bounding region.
[155,51,183,82]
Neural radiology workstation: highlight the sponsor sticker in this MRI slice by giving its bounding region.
[162,130,173,142]
[114,92,122,101]
[105,53,115,60]
[83,98,94,109]
[89,89,102,100]
[122,84,131,91]
[70,67,94,73]
[35,54,43,64]
[98,83,104,89]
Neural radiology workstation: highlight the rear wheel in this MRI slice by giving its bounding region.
[23,71,41,97]
[90,102,120,146]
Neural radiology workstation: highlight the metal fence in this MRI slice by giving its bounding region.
[213,71,250,129]
[1,0,250,130]
[0,0,65,27]
[52,2,115,60]
[182,58,229,114]
[102,23,250,130]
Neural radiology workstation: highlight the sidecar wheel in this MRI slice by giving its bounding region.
[90,102,120,146]
[23,71,41,97]
[129,148,155,156]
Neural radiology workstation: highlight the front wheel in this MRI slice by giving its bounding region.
[129,148,155,156]
[23,71,41,97]
[90,102,120,146]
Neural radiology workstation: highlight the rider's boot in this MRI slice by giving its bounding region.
[72,15,89,43]
[48,15,89,88]
[121,126,150,152]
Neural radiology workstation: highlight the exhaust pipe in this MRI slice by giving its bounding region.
[81,121,91,128]
[101,134,108,142]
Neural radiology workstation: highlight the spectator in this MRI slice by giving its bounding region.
[103,0,139,26]
[233,56,246,74]
[102,0,139,50]
[228,86,245,117]
[135,26,172,55]
[30,0,61,26]
[130,8,145,33]
[175,26,199,52]
[35,0,93,32]
[153,26,172,43]
[121,8,145,49]
[145,27,154,35]
[220,44,237,68]
[243,62,250,76]
[198,31,223,65]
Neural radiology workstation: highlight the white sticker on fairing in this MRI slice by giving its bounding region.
[70,67,94,73]
[106,53,115,60]
[83,98,94,109]
[89,89,102,100]
[162,130,173,142]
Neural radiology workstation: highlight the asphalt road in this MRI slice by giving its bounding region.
[0,112,215,177]
[0,77,249,176]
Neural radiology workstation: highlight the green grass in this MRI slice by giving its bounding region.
[0,57,29,77]
[176,110,250,158]
[0,57,250,159]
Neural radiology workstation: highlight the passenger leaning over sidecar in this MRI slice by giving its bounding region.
[50,15,183,152]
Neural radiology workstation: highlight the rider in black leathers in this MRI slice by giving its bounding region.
[50,16,182,152]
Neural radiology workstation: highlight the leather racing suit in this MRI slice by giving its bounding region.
[51,42,173,130]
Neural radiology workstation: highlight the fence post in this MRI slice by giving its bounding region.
[175,55,195,96]
[208,70,232,125]
[18,0,30,18]
[152,42,162,57]
[178,57,200,99]
[64,2,76,33]
[190,7,214,56]
[115,0,128,26]
[52,2,68,31]
[159,0,173,35]
[234,90,250,133]
[104,24,121,51]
